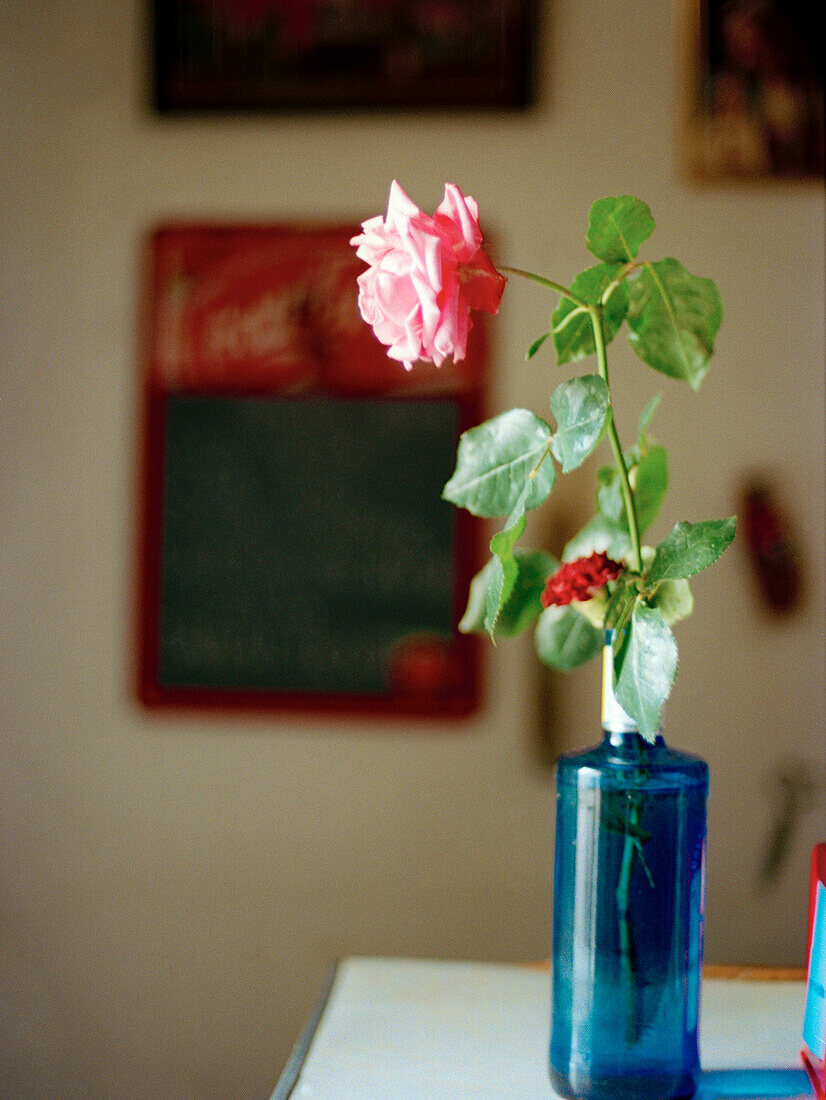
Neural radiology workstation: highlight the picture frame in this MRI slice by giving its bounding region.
[151,0,536,113]
[679,0,823,181]
[137,223,487,717]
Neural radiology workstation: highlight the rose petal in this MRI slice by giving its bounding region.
[386,179,421,222]
[436,183,483,258]
[352,180,505,368]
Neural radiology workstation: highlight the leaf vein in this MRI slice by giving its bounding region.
[642,261,692,375]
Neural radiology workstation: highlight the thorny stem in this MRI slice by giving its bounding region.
[586,268,648,1046]
[499,266,590,310]
[500,264,643,573]
[508,261,651,1046]
[601,261,637,306]
[507,263,654,1049]
[588,303,643,573]
[616,793,645,1045]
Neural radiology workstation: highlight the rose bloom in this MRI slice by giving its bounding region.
[541,552,624,608]
[351,180,506,369]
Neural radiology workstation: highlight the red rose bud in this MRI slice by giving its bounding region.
[541,552,624,608]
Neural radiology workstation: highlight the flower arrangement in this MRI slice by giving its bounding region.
[352,181,736,739]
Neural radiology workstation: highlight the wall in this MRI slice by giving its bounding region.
[2,1,824,1096]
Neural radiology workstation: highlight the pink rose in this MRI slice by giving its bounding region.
[351,180,506,369]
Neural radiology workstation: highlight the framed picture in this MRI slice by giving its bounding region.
[680,0,824,180]
[137,224,487,716]
[151,0,536,112]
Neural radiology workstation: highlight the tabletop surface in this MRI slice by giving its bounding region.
[271,956,813,1099]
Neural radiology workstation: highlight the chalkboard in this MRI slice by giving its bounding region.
[159,393,462,692]
[137,224,486,716]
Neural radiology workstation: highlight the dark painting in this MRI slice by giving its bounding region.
[152,0,535,111]
[687,0,823,178]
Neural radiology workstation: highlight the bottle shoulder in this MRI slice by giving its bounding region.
[555,735,708,791]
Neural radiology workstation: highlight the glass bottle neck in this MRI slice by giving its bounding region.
[601,635,638,736]
[601,635,665,749]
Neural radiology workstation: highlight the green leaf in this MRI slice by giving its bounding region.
[552,263,629,365]
[526,332,552,360]
[596,469,624,524]
[561,514,632,563]
[614,604,678,742]
[534,605,603,671]
[646,578,694,625]
[610,585,639,646]
[486,510,527,638]
[646,517,737,584]
[631,446,668,534]
[459,549,557,637]
[484,475,547,637]
[443,409,555,518]
[585,196,655,263]
[626,260,723,391]
[596,463,616,488]
[503,550,559,634]
[573,589,611,629]
[638,392,662,441]
[550,374,610,473]
[596,446,668,536]
[604,575,638,635]
[459,562,495,635]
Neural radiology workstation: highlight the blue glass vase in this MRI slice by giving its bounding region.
[549,640,708,1100]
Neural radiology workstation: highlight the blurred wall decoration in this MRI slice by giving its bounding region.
[139,225,485,715]
[151,0,536,111]
[741,477,803,614]
[682,0,824,179]
[758,757,817,884]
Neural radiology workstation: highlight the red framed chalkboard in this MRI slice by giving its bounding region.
[137,224,487,717]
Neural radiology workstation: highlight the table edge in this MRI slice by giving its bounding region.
[269,962,339,1100]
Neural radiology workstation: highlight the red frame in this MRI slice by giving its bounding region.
[136,223,487,718]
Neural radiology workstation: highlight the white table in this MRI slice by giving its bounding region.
[271,957,813,1099]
